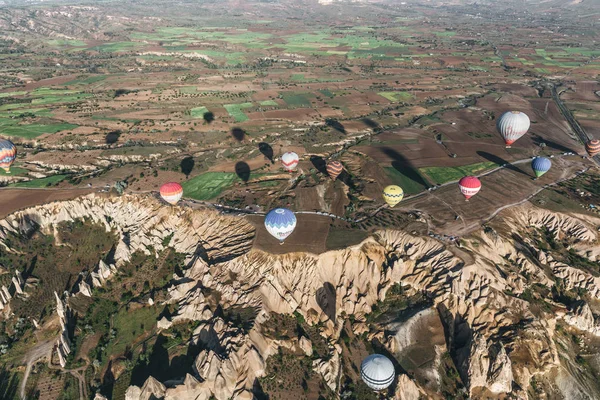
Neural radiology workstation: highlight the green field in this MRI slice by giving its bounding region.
[182,172,238,200]
[282,93,312,108]
[0,166,28,176]
[384,167,429,195]
[64,75,107,85]
[190,106,209,118]
[105,305,160,358]
[0,91,26,98]
[420,162,496,185]
[10,174,68,188]
[259,100,278,107]
[319,89,335,98]
[31,93,93,105]
[224,103,253,122]
[0,119,78,139]
[88,41,140,52]
[378,92,414,102]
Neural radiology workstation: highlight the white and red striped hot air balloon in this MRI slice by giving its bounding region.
[281,152,299,172]
[496,111,530,148]
[160,182,183,205]
[458,176,481,201]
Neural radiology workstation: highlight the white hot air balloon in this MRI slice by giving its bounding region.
[264,208,297,244]
[360,354,395,391]
[281,152,299,172]
[496,111,530,148]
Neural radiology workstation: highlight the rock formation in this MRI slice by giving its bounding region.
[3,193,600,399]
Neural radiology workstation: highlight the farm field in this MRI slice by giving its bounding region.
[182,172,239,200]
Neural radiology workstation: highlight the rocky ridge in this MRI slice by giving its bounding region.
[2,194,600,399]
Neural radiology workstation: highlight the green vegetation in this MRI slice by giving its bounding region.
[434,31,457,37]
[282,93,312,108]
[377,91,414,102]
[182,172,238,200]
[384,166,429,194]
[0,166,28,176]
[64,75,107,85]
[88,41,140,52]
[259,100,278,107]
[420,162,496,185]
[105,306,160,357]
[190,106,210,118]
[224,102,253,122]
[10,174,68,188]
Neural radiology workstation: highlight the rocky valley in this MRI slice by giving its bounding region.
[1,188,600,399]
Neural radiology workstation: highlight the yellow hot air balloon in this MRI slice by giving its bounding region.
[383,185,404,207]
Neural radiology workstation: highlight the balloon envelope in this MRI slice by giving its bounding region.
[281,152,299,172]
[531,156,551,178]
[496,111,530,146]
[326,161,343,181]
[458,176,481,200]
[360,354,395,391]
[383,185,404,207]
[586,139,600,157]
[160,182,183,205]
[0,139,17,173]
[264,208,297,242]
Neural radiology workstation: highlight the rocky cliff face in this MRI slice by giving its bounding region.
[4,193,600,399]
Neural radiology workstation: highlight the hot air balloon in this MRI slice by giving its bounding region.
[160,182,183,205]
[458,176,481,201]
[0,139,17,173]
[326,161,343,181]
[281,152,299,172]
[383,185,404,207]
[586,139,600,157]
[360,354,395,391]
[531,157,551,178]
[264,208,297,244]
[496,111,530,147]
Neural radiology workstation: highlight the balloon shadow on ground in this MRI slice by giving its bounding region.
[180,156,195,177]
[231,127,246,141]
[258,142,274,163]
[437,303,474,387]
[380,147,430,190]
[338,169,358,189]
[235,161,251,183]
[316,282,337,324]
[325,118,346,134]
[203,111,215,124]
[361,117,381,131]
[310,156,328,175]
[105,130,121,145]
[476,151,531,178]
[531,135,576,153]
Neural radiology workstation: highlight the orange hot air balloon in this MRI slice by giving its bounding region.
[326,161,343,181]
[160,182,183,205]
[586,139,600,157]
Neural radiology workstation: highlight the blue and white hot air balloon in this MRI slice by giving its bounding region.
[531,156,551,178]
[264,208,297,244]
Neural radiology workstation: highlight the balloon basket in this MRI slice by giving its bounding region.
[279,242,284,246]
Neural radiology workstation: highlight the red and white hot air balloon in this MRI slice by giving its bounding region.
[281,152,299,172]
[160,182,183,205]
[458,176,481,201]
[496,111,530,148]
